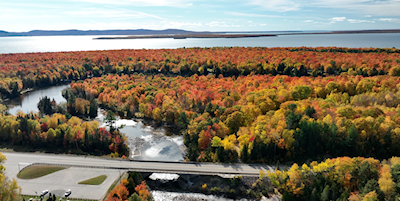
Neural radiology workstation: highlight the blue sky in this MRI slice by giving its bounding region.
[1,0,400,32]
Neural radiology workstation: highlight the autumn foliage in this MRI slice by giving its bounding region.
[1,47,400,100]
[106,179,130,201]
[265,156,400,200]
[105,173,150,201]
[135,181,150,201]
[0,112,128,156]
[67,72,400,163]
[3,47,400,199]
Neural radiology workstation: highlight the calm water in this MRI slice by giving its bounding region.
[0,33,399,54]
[4,85,70,115]
[4,84,185,162]
[2,32,398,200]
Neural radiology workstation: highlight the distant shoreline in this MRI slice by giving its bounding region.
[94,34,278,40]
[1,29,399,38]
[93,29,400,40]
[279,29,400,35]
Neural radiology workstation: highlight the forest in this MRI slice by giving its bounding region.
[2,47,400,200]
[67,74,400,163]
[106,171,151,201]
[264,157,400,200]
[1,47,400,100]
[0,109,128,157]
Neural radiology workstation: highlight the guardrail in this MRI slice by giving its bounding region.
[23,162,260,177]
[2,150,284,168]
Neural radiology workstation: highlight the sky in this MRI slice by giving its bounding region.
[1,0,400,32]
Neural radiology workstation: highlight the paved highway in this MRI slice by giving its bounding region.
[2,152,276,199]
[3,152,275,177]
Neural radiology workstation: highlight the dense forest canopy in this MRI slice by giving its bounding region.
[2,47,400,200]
[1,47,400,100]
[68,74,400,163]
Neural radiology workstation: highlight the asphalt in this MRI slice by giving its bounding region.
[2,152,276,200]
[3,153,123,200]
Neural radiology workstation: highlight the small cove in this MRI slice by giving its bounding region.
[3,84,186,162]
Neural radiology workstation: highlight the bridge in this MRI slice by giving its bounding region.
[3,152,275,177]
[2,152,277,199]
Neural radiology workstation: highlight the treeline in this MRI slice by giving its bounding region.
[106,172,152,201]
[264,157,400,201]
[1,47,400,100]
[37,89,98,119]
[65,74,400,163]
[285,46,400,53]
[0,110,128,156]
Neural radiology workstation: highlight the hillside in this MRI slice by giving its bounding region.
[0,29,217,37]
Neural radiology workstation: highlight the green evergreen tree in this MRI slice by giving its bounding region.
[128,193,141,201]
[88,101,98,118]
[391,164,400,194]
[282,191,293,201]
[358,161,378,190]
[104,110,116,132]
[304,105,316,118]
[310,188,320,201]
[241,144,248,163]
[37,96,53,115]
[321,185,330,201]
[177,112,189,130]
[127,177,136,196]
[346,124,358,156]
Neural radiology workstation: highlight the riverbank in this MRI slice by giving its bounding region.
[0,80,72,104]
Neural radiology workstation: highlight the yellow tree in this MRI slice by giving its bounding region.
[378,164,394,200]
[287,163,304,195]
[362,191,378,201]
[0,153,21,201]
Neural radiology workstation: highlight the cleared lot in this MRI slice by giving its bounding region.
[3,153,122,200]
[17,167,122,200]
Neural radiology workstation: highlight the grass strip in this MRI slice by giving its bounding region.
[17,165,66,179]
[78,175,107,185]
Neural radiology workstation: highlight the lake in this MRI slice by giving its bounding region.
[0,33,399,54]
[2,32,398,201]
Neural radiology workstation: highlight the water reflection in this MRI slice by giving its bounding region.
[4,85,70,115]
[1,33,400,54]
[4,84,186,161]
[96,109,185,161]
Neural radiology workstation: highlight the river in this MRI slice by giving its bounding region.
[4,84,248,201]
[4,84,186,162]
[0,33,399,54]
[151,191,248,201]
[4,33,397,200]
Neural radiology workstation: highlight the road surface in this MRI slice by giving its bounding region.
[2,152,276,199]
[3,152,275,176]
